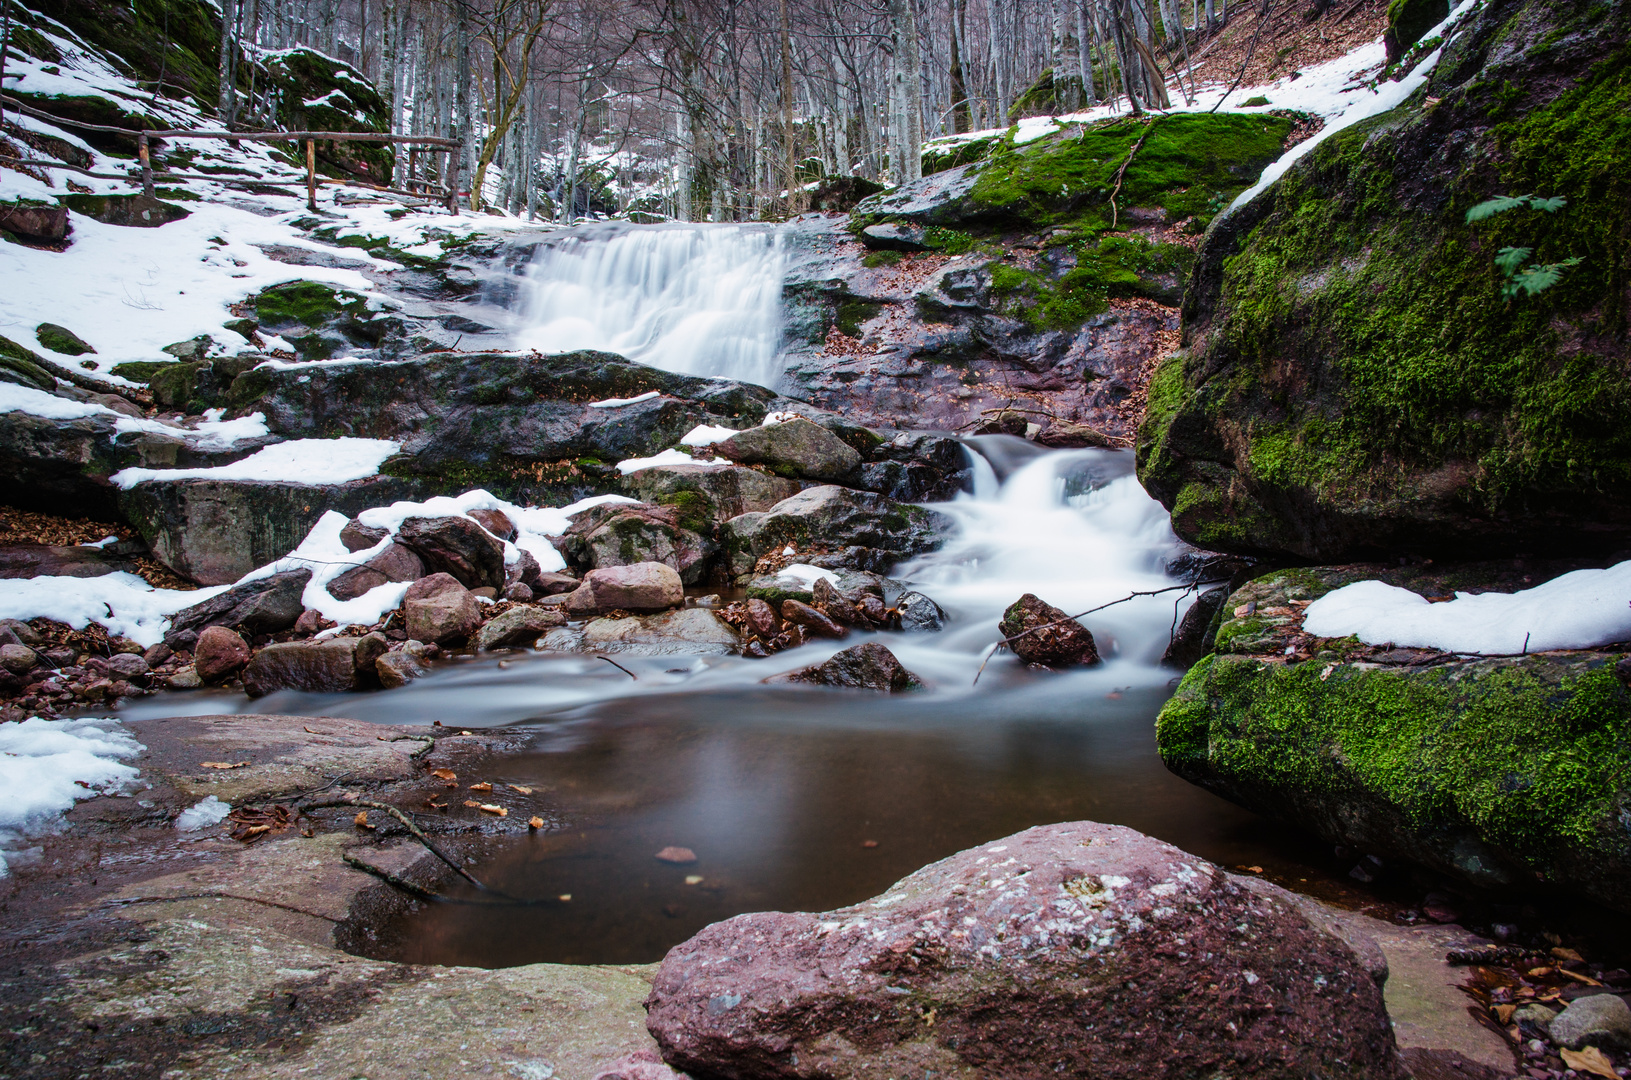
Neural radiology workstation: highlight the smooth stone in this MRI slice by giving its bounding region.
[999,592,1101,667]
[193,626,249,684]
[1550,992,1631,1050]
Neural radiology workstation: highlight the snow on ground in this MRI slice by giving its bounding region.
[1302,561,1631,654]
[680,423,742,446]
[0,572,228,647]
[0,384,273,446]
[615,448,729,474]
[109,437,401,489]
[586,390,661,408]
[0,716,143,874]
[175,795,231,831]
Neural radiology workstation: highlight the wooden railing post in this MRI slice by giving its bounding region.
[137,132,154,198]
[445,149,459,217]
[408,146,419,192]
[305,138,317,211]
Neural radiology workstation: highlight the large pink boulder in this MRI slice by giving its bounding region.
[564,562,684,615]
[193,625,249,684]
[645,821,1404,1080]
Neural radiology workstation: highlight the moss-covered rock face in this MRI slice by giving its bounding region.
[251,280,406,361]
[1137,0,1631,562]
[262,49,392,181]
[24,0,223,117]
[1158,566,1631,913]
[1384,0,1450,62]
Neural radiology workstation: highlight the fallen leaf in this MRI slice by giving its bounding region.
[303,726,325,735]
[424,799,447,809]
[463,800,482,808]
[1558,967,1603,985]
[508,784,533,795]
[1561,1047,1618,1080]
[1527,966,1554,977]
[478,804,506,816]
[1494,1004,1516,1024]
[200,761,248,770]
[558,894,571,902]
[1552,947,1585,963]
[1246,866,1264,874]
[227,804,295,843]
[1319,664,1335,681]
[353,811,374,830]
[684,875,703,885]
[459,730,473,736]
[528,816,544,830]
[430,769,456,781]
[1233,603,1256,618]
[861,839,879,848]
[469,782,493,792]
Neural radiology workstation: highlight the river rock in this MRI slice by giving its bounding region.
[192,626,250,684]
[785,642,921,692]
[467,508,517,541]
[999,593,1100,667]
[780,599,846,639]
[858,222,929,251]
[0,620,43,648]
[119,476,421,585]
[558,503,716,585]
[1158,566,1631,913]
[714,418,861,482]
[474,605,568,650]
[1161,585,1229,670]
[328,541,425,601]
[622,463,802,522]
[533,571,580,596]
[0,644,39,674]
[339,519,388,551]
[242,634,385,697]
[895,590,946,632]
[646,821,1404,1080]
[563,562,684,615]
[1548,993,1631,1050]
[722,487,952,577]
[397,515,506,590]
[579,609,741,656]
[0,541,140,579]
[404,577,482,646]
[164,569,313,650]
[376,641,430,689]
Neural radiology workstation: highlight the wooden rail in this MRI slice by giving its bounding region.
[1,94,464,213]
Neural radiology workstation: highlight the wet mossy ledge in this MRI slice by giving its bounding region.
[1157,566,1631,914]
[1137,0,1631,562]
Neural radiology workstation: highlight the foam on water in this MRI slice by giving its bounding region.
[511,223,786,389]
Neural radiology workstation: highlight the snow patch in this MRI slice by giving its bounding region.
[585,390,661,408]
[110,438,400,489]
[0,573,227,648]
[1302,562,1631,654]
[175,796,232,831]
[680,423,741,446]
[0,716,143,875]
[616,448,728,474]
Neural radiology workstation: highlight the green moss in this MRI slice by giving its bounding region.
[862,251,903,269]
[987,236,1193,330]
[0,335,55,391]
[921,135,1001,176]
[835,297,883,336]
[1241,95,1271,108]
[262,48,392,182]
[1159,651,1631,859]
[922,226,976,255]
[746,586,813,606]
[252,280,368,329]
[35,323,94,356]
[657,489,714,534]
[110,360,170,383]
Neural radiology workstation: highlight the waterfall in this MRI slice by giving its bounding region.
[510,223,787,389]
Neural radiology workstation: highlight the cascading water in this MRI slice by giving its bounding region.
[510,223,787,389]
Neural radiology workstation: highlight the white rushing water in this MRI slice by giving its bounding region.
[511,224,787,389]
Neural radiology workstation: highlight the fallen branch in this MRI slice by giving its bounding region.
[972,583,1210,685]
[305,797,491,893]
[1109,119,1157,229]
[342,852,446,901]
[598,655,638,679]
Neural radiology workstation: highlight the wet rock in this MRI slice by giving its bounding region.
[0,644,39,674]
[397,516,506,591]
[534,572,581,596]
[193,626,250,684]
[564,562,685,615]
[999,593,1100,667]
[780,599,847,640]
[722,487,952,577]
[165,569,312,650]
[339,519,388,552]
[580,608,742,656]
[786,642,921,692]
[167,666,203,689]
[1035,421,1117,448]
[242,636,381,697]
[404,577,482,646]
[376,642,430,689]
[502,581,534,602]
[328,541,425,601]
[859,222,929,251]
[467,508,517,541]
[119,475,420,586]
[1161,585,1229,669]
[622,464,801,522]
[0,542,140,579]
[474,605,568,650]
[1549,993,1631,1051]
[895,590,946,632]
[0,619,44,648]
[558,503,717,586]
[849,162,983,226]
[105,653,150,681]
[646,820,1404,1080]
[715,418,861,482]
[743,598,779,638]
[293,608,331,636]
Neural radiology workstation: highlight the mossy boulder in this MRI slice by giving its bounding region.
[1137,0,1631,562]
[142,356,261,415]
[60,194,191,228]
[250,280,405,361]
[0,335,57,391]
[29,0,225,113]
[36,323,94,356]
[1157,566,1631,913]
[263,48,392,182]
[1384,0,1450,62]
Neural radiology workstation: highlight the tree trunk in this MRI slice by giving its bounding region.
[888,0,922,183]
[217,0,238,126]
[778,0,798,213]
[948,0,971,133]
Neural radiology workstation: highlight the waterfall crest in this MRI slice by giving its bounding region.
[511,224,787,389]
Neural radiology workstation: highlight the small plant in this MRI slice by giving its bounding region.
[1465,193,1582,299]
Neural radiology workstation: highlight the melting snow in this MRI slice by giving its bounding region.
[110,437,401,489]
[0,716,143,875]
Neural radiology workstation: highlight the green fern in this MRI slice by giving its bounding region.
[1503,257,1585,299]
[1466,194,1579,298]
[1464,193,1569,222]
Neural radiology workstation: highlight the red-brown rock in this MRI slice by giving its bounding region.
[397,515,506,590]
[404,578,481,646]
[563,562,684,615]
[646,821,1404,1080]
[998,592,1100,666]
[467,508,517,541]
[193,626,249,684]
[328,541,425,601]
[780,598,847,639]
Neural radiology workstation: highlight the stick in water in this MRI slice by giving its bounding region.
[598,655,638,679]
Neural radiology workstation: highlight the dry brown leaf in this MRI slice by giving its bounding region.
[1561,1047,1618,1080]
[528,816,544,830]
[1552,947,1585,963]
[463,799,482,808]
[469,782,493,792]
[303,726,325,734]
[1558,968,1603,985]
[353,811,373,830]
[200,761,248,770]
[1493,1004,1516,1024]
[479,804,507,816]
[508,784,533,795]
[430,769,456,781]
